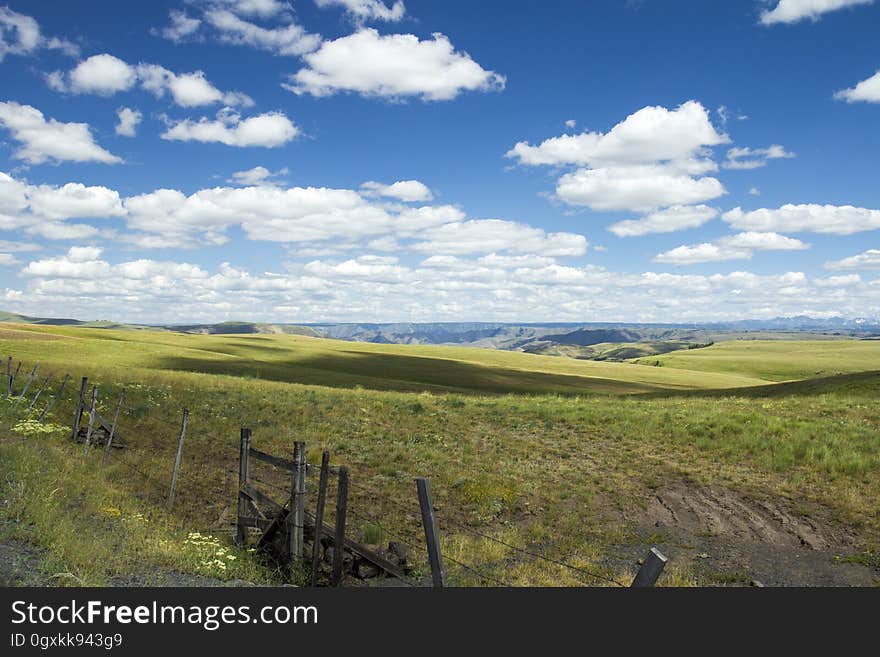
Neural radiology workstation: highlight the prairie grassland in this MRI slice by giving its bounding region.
[1,324,879,586]
[637,339,880,381]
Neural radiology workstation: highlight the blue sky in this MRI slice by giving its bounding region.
[0,0,879,323]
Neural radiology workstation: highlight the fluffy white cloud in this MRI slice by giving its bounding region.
[203,8,321,56]
[655,232,809,265]
[759,0,873,25]
[228,166,289,186]
[15,247,880,324]
[0,6,78,61]
[608,205,719,237]
[161,108,299,147]
[0,102,121,165]
[115,107,142,137]
[315,0,406,22]
[360,180,433,202]
[724,204,880,235]
[285,29,505,101]
[835,70,880,103]
[410,220,587,256]
[507,101,728,168]
[51,54,253,107]
[508,102,728,212]
[213,0,290,17]
[723,144,795,170]
[67,53,138,95]
[28,183,125,220]
[159,10,202,42]
[824,249,880,270]
[556,165,726,213]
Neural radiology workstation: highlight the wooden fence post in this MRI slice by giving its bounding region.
[6,356,12,396]
[332,466,349,587]
[27,376,50,412]
[16,365,38,404]
[310,450,330,585]
[102,389,125,467]
[10,361,21,394]
[287,441,307,564]
[630,547,668,587]
[416,476,446,588]
[70,377,88,439]
[235,428,251,546]
[39,374,69,422]
[166,408,189,510]
[83,386,99,455]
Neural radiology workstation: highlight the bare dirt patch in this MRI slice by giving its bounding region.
[618,481,877,586]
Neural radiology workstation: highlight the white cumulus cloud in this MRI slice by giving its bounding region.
[0,101,121,165]
[315,0,406,22]
[360,180,433,202]
[508,101,729,213]
[825,249,880,270]
[759,0,873,25]
[115,107,142,137]
[161,108,299,147]
[609,205,719,237]
[723,144,795,170]
[835,70,880,103]
[724,204,880,235]
[285,28,505,101]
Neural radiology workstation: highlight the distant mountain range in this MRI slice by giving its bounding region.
[2,311,879,360]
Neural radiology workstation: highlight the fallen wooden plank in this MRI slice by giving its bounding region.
[242,483,283,517]
[249,447,294,471]
[304,511,408,580]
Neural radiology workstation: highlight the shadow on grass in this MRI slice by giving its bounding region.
[153,350,659,396]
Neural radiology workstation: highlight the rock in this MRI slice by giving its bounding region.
[750,579,765,588]
[388,541,409,564]
[357,562,380,579]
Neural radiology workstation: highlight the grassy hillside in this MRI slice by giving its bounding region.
[636,340,880,381]
[0,323,766,395]
[1,324,878,586]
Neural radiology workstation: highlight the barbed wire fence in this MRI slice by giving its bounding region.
[2,354,669,588]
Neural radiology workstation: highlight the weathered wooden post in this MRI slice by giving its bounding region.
[235,428,251,546]
[27,375,51,412]
[630,547,668,587]
[70,377,88,439]
[331,466,349,587]
[6,356,12,397]
[166,408,189,510]
[10,361,21,394]
[416,476,446,588]
[310,450,331,585]
[102,389,125,467]
[16,365,38,404]
[39,374,69,422]
[83,386,99,455]
[287,441,307,564]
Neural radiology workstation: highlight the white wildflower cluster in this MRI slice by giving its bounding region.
[183,532,237,573]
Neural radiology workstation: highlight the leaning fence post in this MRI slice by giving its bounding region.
[235,428,251,546]
[70,377,88,439]
[631,547,668,587]
[331,466,349,587]
[416,476,447,588]
[310,450,331,585]
[39,374,69,422]
[10,361,21,394]
[16,365,38,405]
[83,385,99,455]
[166,408,189,510]
[27,375,51,412]
[102,389,125,467]
[287,441,307,564]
